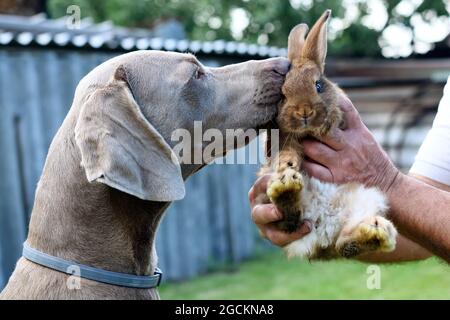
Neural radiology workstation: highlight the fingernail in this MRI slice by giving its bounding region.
[299,220,312,234]
[248,187,254,200]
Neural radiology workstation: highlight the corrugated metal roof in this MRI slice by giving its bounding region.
[0,13,287,57]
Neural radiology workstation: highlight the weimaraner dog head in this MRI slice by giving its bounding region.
[74,50,289,203]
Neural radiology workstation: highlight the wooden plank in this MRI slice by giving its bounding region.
[21,52,47,222]
[187,169,210,275]
[351,97,442,113]
[194,170,210,275]
[241,165,260,258]
[225,162,253,262]
[222,165,240,265]
[327,58,450,80]
[174,177,197,279]
[346,84,444,101]
[161,201,180,280]
[38,51,68,145]
[213,163,233,265]
[361,112,435,129]
[0,50,28,287]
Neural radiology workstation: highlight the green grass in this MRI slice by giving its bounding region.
[160,252,449,299]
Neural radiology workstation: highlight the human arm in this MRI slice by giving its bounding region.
[302,95,449,262]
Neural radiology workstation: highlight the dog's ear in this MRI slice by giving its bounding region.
[75,65,185,202]
[287,23,309,63]
[302,9,331,72]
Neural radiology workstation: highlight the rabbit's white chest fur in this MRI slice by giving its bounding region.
[284,175,389,259]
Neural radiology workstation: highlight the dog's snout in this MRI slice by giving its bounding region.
[263,57,291,76]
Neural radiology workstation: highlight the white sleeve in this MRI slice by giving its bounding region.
[410,76,450,185]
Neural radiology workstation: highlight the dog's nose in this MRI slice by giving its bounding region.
[263,57,291,76]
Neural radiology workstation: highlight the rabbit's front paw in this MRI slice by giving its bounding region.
[267,168,303,233]
[267,168,303,204]
[337,216,397,258]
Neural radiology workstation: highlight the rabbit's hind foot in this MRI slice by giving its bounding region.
[336,216,397,258]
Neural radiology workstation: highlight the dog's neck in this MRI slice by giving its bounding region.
[26,109,208,282]
[26,126,173,278]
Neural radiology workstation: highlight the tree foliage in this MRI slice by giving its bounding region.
[48,0,449,57]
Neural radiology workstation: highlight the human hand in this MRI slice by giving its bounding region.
[248,174,312,247]
[302,95,399,193]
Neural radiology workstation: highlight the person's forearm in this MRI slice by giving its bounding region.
[387,173,450,262]
[357,234,432,263]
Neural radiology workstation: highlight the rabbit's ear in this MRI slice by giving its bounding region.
[302,9,331,72]
[287,23,309,63]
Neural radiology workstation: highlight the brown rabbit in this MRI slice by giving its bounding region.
[259,10,397,259]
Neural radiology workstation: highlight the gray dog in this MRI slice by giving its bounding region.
[0,50,289,299]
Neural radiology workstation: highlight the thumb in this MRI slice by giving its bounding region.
[339,94,362,129]
[296,220,313,237]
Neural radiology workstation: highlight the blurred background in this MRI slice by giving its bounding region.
[0,0,449,299]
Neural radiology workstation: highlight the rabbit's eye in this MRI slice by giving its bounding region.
[315,80,323,93]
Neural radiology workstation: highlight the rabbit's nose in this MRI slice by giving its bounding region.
[298,109,315,125]
[302,109,315,119]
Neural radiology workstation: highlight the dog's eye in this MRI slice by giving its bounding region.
[315,80,323,93]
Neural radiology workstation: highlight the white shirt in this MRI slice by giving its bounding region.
[410,76,450,185]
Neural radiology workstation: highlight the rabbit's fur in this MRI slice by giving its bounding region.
[260,10,397,259]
